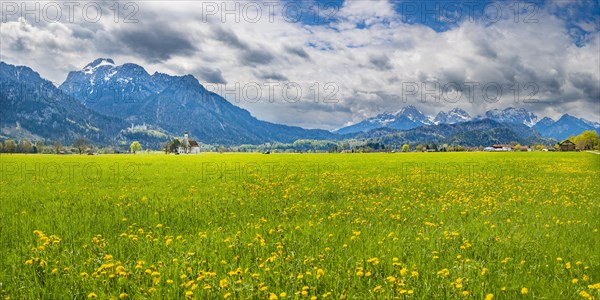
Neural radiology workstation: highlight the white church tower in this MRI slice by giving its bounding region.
[182,131,190,154]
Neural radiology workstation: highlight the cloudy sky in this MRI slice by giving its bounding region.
[1,0,599,129]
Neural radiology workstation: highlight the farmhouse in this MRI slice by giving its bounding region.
[558,140,576,151]
[492,144,513,151]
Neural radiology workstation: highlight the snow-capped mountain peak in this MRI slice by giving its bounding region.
[434,108,472,124]
[485,107,538,127]
[83,58,115,74]
[394,105,432,125]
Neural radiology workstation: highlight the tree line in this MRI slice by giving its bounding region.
[0,138,145,154]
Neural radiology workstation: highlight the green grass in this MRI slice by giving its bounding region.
[0,152,599,299]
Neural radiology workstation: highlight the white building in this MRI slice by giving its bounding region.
[178,132,201,154]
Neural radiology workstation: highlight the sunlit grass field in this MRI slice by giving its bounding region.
[1,152,599,299]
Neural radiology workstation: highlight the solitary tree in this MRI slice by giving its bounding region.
[515,144,521,151]
[574,130,599,150]
[130,141,142,154]
[218,145,225,154]
[402,144,409,152]
[73,138,90,154]
[170,139,181,153]
[54,140,62,153]
[416,144,423,152]
[35,141,44,153]
[4,140,17,153]
[0,141,3,152]
[18,140,33,153]
[161,141,171,154]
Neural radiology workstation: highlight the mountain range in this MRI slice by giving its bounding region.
[335,106,599,141]
[1,59,598,147]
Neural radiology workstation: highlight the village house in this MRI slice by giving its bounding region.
[558,140,576,151]
[492,144,513,151]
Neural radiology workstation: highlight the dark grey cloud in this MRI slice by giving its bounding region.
[9,38,29,52]
[71,27,95,40]
[212,26,274,66]
[113,25,197,63]
[570,72,600,102]
[476,42,498,59]
[256,71,288,81]
[213,27,249,50]
[198,68,227,84]
[285,46,310,59]
[240,48,274,66]
[369,54,392,70]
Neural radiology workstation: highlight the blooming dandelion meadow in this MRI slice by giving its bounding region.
[1,0,599,299]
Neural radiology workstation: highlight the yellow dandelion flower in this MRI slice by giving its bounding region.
[219,279,228,288]
[119,293,128,299]
[437,268,450,277]
[87,293,97,298]
[269,293,278,300]
[485,294,494,300]
[521,287,528,295]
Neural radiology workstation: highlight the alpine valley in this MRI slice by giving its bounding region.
[1,59,598,149]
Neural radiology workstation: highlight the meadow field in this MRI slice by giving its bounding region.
[0,152,599,299]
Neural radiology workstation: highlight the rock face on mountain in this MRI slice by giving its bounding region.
[0,61,125,144]
[60,59,335,145]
